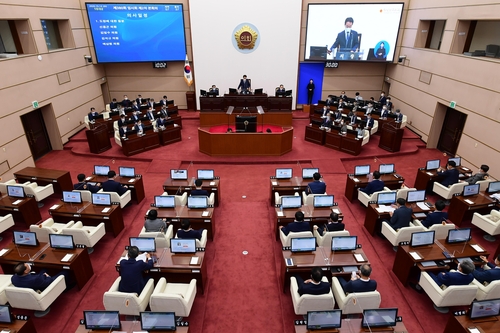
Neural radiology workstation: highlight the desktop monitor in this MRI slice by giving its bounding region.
[170,169,188,180]
[362,308,398,328]
[290,237,316,253]
[13,231,38,247]
[313,195,334,208]
[235,115,257,133]
[410,231,435,247]
[254,88,263,95]
[448,157,461,166]
[487,181,500,194]
[84,310,121,330]
[469,299,500,320]
[307,310,342,330]
[379,164,395,175]
[94,165,110,176]
[229,88,237,94]
[6,185,25,198]
[331,236,357,251]
[302,168,319,179]
[446,228,472,244]
[354,165,370,176]
[187,196,208,209]
[276,168,293,179]
[0,305,13,324]
[130,237,156,253]
[285,90,292,97]
[377,192,397,205]
[406,190,426,203]
[463,184,480,197]
[154,196,175,208]
[197,169,215,180]
[281,196,302,209]
[119,166,135,178]
[426,159,440,171]
[170,239,196,254]
[62,191,82,204]
[92,193,112,206]
[141,312,176,331]
[49,234,75,250]
[200,89,207,97]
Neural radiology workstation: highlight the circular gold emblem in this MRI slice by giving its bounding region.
[234,25,258,50]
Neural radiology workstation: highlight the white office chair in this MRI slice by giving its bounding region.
[0,179,30,194]
[413,220,456,240]
[22,182,54,208]
[174,229,208,248]
[138,225,174,248]
[331,277,381,314]
[62,222,106,254]
[432,182,466,200]
[103,277,154,316]
[149,277,197,317]
[361,129,370,146]
[396,187,417,200]
[370,120,379,135]
[161,192,188,206]
[381,222,425,248]
[0,214,14,241]
[290,277,335,315]
[98,189,131,208]
[472,278,500,301]
[275,192,300,205]
[471,210,500,242]
[280,231,313,247]
[301,192,327,206]
[30,218,75,243]
[313,228,349,247]
[114,130,123,147]
[357,188,392,207]
[477,178,493,192]
[72,190,92,202]
[84,115,91,129]
[0,274,13,305]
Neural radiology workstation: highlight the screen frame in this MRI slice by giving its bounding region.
[119,166,135,178]
[130,237,156,252]
[306,310,342,330]
[197,169,215,180]
[0,305,13,324]
[313,195,334,208]
[362,308,398,328]
[94,165,110,176]
[49,233,75,250]
[290,237,317,253]
[377,191,396,205]
[302,168,319,179]
[91,192,112,206]
[487,181,500,193]
[281,195,302,209]
[6,185,25,198]
[13,231,38,247]
[446,228,472,244]
[469,299,500,320]
[154,195,175,208]
[406,190,426,203]
[448,157,461,166]
[84,310,121,330]
[426,159,440,171]
[140,311,177,331]
[463,183,480,197]
[354,165,370,176]
[378,163,395,175]
[170,238,197,254]
[62,190,83,204]
[331,236,357,251]
[187,196,208,209]
[275,168,293,179]
[170,169,188,180]
[410,230,435,247]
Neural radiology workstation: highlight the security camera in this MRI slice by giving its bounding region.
[84,55,92,63]
[398,55,406,63]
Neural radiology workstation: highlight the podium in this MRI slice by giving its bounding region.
[86,124,111,154]
[379,122,404,152]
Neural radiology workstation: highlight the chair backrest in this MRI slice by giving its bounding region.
[394,226,426,243]
[317,230,350,247]
[29,224,53,243]
[73,190,92,202]
[440,284,478,305]
[396,187,417,200]
[62,227,91,246]
[139,227,169,248]
[283,231,314,247]
[477,280,500,300]
[302,192,327,206]
[477,178,493,192]
[0,179,17,195]
[428,223,456,240]
[341,291,381,314]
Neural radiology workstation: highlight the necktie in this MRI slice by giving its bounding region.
[346,32,350,46]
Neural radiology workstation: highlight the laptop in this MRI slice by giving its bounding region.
[170,238,196,254]
[187,196,208,209]
[276,168,292,179]
[94,165,110,176]
[84,310,121,330]
[331,236,357,251]
[307,310,342,330]
[140,312,177,331]
[62,191,82,204]
[130,237,156,252]
[13,231,38,247]
[170,169,188,180]
[0,305,13,324]
[119,166,135,178]
[302,168,319,179]
[354,165,370,176]
[290,237,316,253]
[313,195,334,208]
[487,181,500,194]
[49,234,75,250]
[362,308,398,329]
[154,195,175,208]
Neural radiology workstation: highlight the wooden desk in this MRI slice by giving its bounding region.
[121,130,161,156]
[0,318,38,333]
[324,130,363,156]
[344,174,405,203]
[270,177,309,206]
[413,166,471,191]
[0,242,94,289]
[0,196,41,226]
[151,206,215,240]
[444,313,500,333]
[162,178,220,207]
[86,124,111,154]
[294,319,407,333]
[158,126,182,145]
[90,175,145,204]
[364,203,432,236]
[75,320,189,333]
[199,111,293,127]
[304,125,325,145]
[199,94,292,110]
[49,202,124,237]
[448,192,497,226]
[392,239,488,286]
[14,167,72,194]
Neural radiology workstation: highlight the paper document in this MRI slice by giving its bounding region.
[468,328,480,333]
[190,257,199,265]
[0,249,8,256]
[471,244,485,252]
[376,205,395,213]
[464,199,474,204]
[420,261,436,267]
[61,254,74,262]
[210,181,216,186]
[277,211,284,217]
[353,178,360,182]
[50,204,60,210]
[416,202,430,211]
[332,209,340,214]
[102,207,110,213]
[354,253,365,262]
[128,179,135,183]
[491,193,500,200]
[12,200,22,205]
[272,181,278,186]
[85,177,92,181]
[202,211,210,217]
[409,252,421,260]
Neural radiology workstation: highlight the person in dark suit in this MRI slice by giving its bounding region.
[333,109,343,124]
[136,94,144,105]
[365,114,375,132]
[237,75,251,94]
[379,91,387,105]
[337,98,347,108]
[209,85,219,96]
[295,267,331,296]
[88,107,100,121]
[130,112,140,123]
[177,219,204,241]
[428,259,474,287]
[160,96,168,106]
[359,171,385,195]
[191,179,209,196]
[473,255,500,284]
[145,107,155,122]
[131,101,140,113]
[388,198,412,230]
[386,97,393,110]
[421,200,448,228]
[307,79,315,105]
[328,17,359,53]
[11,262,72,292]
[119,124,130,139]
[144,209,167,233]
[339,91,347,100]
[375,42,387,59]
[320,113,332,129]
[102,170,128,196]
[339,264,377,293]
[348,112,357,126]
[109,98,118,110]
[320,106,330,118]
[314,212,344,236]
[463,164,489,184]
[394,109,403,123]
[134,120,145,134]
[306,172,327,195]
[121,95,131,108]
[74,173,101,193]
[276,84,286,96]
[280,211,310,236]
[380,105,390,119]
[437,161,459,187]
[365,102,374,115]
[147,98,155,109]
[156,115,168,129]
[117,114,127,127]
[118,246,153,294]
[325,96,334,107]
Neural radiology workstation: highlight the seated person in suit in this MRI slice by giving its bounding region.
[387,198,412,230]
[131,100,140,113]
[280,211,310,236]
[356,125,365,138]
[129,112,140,123]
[110,98,118,110]
[117,104,126,116]
[160,95,168,106]
[333,109,343,123]
[117,114,127,127]
[74,173,101,193]
[320,106,330,118]
[355,92,363,101]
[340,120,348,134]
[276,84,286,96]
[134,120,145,134]
[365,102,374,115]
[463,164,489,185]
[320,113,332,129]
[88,107,99,121]
[348,111,357,126]
[359,171,384,195]
[386,96,393,110]
[237,75,251,94]
[102,170,128,196]
[118,246,153,294]
[147,98,155,109]
[295,266,331,296]
[339,91,347,101]
[176,219,204,241]
[121,95,131,108]
[306,172,326,195]
[437,161,459,187]
[156,115,168,129]
[325,96,334,106]
[365,114,375,132]
[473,255,500,284]
[337,98,347,108]
[144,107,156,122]
[394,109,403,123]
[380,105,389,119]
[209,85,219,96]
[428,259,474,287]
[144,209,167,233]
[12,262,72,292]
[136,94,144,105]
[339,264,377,293]
[191,179,209,196]
[314,212,344,236]
[421,200,448,228]
[159,105,169,118]
[119,124,130,139]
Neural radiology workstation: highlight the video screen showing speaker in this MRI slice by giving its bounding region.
[235,116,257,133]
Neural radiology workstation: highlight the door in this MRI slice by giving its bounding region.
[437,107,467,155]
[20,109,52,160]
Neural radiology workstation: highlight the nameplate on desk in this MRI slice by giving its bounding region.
[272,181,278,186]
[50,204,60,210]
[462,167,470,171]
[464,199,474,204]
[203,219,210,223]
[409,252,422,260]
[202,211,209,217]
[0,249,9,256]
[31,177,37,180]
[102,207,111,213]
[210,182,216,186]
[52,179,57,182]
[73,214,81,217]
[128,179,135,183]
[211,188,217,191]
[150,268,159,272]
[13,208,18,211]
[61,254,74,262]
[332,209,340,214]
[471,244,485,252]
[353,178,360,182]
[426,172,433,176]
[354,253,366,262]
[12,200,22,205]
[85,177,92,181]
[184,187,191,190]
[192,269,200,273]
[277,211,284,217]
[103,216,109,219]
[190,257,200,265]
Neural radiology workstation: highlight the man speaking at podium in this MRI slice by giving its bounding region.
[327,17,359,55]
[238,75,251,95]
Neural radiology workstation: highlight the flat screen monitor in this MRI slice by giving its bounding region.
[141,312,176,331]
[94,165,110,176]
[170,238,196,254]
[447,228,472,244]
[235,115,257,133]
[229,88,237,94]
[410,231,435,247]
[406,190,426,203]
[426,159,440,171]
[354,165,370,176]
[155,195,175,208]
[130,237,156,252]
[463,184,480,197]
[200,89,207,97]
[487,181,500,194]
[285,90,293,97]
[379,163,395,174]
[304,3,404,62]
[313,195,334,208]
[170,169,188,180]
[377,192,396,205]
[119,166,135,177]
[6,185,25,198]
[13,231,38,247]
[197,169,214,180]
[276,168,292,179]
[307,310,342,330]
[469,299,500,320]
[331,236,357,251]
[92,193,112,206]
[362,308,398,328]
[0,305,13,324]
[86,4,186,63]
[291,237,316,253]
[254,88,263,95]
[84,310,121,330]
[62,191,82,204]
[281,196,302,209]
[187,196,208,209]
[302,168,319,179]
[49,234,75,250]
[448,157,461,166]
